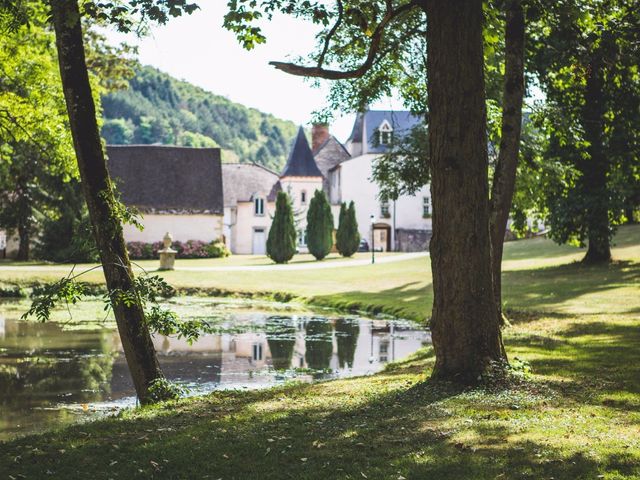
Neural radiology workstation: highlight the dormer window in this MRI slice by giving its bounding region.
[254,196,265,216]
[378,119,393,145]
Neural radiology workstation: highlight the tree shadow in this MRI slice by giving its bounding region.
[3,370,634,479]
[508,320,640,413]
[503,260,640,313]
[310,281,432,321]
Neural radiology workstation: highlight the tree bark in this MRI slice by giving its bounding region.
[16,223,29,261]
[581,53,611,264]
[427,0,507,383]
[50,0,164,404]
[489,0,525,313]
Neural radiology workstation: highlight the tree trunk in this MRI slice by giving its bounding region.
[426,0,507,383]
[581,53,611,264]
[489,0,525,313]
[50,0,164,404]
[16,223,29,261]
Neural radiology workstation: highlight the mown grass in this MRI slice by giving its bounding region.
[0,226,639,479]
[0,311,638,479]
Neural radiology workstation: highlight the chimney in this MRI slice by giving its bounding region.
[311,123,330,152]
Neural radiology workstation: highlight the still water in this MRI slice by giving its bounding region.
[0,297,429,440]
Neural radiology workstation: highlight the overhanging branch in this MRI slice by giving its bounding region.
[270,1,418,79]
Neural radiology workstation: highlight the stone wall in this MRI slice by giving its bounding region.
[395,229,432,252]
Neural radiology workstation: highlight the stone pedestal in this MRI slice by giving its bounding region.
[158,232,177,270]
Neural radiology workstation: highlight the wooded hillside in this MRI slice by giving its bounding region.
[101,65,298,171]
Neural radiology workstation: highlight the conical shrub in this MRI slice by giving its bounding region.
[306,190,334,260]
[336,201,360,257]
[267,191,296,263]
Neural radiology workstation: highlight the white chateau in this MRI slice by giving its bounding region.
[105,110,433,254]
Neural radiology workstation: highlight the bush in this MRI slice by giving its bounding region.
[306,190,334,260]
[127,239,230,260]
[206,241,230,258]
[267,191,296,264]
[336,201,360,257]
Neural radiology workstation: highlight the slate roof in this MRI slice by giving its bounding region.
[221,163,280,206]
[106,145,223,214]
[347,110,423,154]
[313,136,351,193]
[280,127,323,178]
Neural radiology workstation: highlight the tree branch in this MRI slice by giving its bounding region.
[270,1,418,79]
[317,0,343,68]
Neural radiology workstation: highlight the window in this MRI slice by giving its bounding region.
[423,197,431,217]
[301,190,307,204]
[252,343,263,362]
[254,197,265,216]
[378,120,393,145]
[298,229,307,247]
[380,201,390,218]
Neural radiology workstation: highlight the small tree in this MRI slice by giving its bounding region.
[267,191,296,263]
[306,190,334,260]
[336,201,360,257]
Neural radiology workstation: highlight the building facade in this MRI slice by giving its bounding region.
[107,145,224,244]
[108,110,432,254]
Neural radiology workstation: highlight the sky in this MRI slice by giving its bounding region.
[105,3,404,143]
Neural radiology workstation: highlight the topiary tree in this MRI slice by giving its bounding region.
[336,201,360,257]
[306,190,334,260]
[267,191,297,264]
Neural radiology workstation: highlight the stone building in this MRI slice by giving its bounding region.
[107,145,224,244]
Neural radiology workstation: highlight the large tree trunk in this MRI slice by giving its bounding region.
[426,0,507,383]
[16,223,29,261]
[50,0,164,404]
[489,0,525,313]
[581,53,611,264]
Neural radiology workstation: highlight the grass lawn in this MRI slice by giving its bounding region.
[0,226,639,479]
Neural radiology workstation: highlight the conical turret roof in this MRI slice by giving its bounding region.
[281,127,323,178]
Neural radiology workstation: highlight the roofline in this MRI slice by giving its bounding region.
[329,152,380,170]
[313,135,352,159]
[106,144,221,151]
[221,161,279,176]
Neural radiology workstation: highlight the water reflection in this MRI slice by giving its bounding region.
[0,301,429,440]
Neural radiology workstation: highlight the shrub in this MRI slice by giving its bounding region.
[206,241,230,258]
[127,239,230,260]
[267,191,296,264]
[306,190,334,260]
[336,201,360,257]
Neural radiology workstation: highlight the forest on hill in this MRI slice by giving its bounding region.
[101,65,298,171]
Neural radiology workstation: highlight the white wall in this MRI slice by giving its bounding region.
[122,214,224,244]
[337,154,432,249]
[280,176,324,252]
[232,201,274,254]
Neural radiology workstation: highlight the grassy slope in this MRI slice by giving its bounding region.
[0,227,639,479]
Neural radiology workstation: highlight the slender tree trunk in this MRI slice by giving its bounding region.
[489,0,525,313]
[50,0,164,404]
[426,0,507,383]
[16,223,29,261]
[581,53,611,264]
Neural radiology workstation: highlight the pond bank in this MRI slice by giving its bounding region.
[0,297,429,441]
[1,308,638,479]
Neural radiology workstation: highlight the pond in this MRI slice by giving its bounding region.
[0,297,429,441]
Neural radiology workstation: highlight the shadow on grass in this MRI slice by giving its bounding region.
[309,281,432,322]
[508,320,640,411]
[2,369,634,479]
[503,260,640,313]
